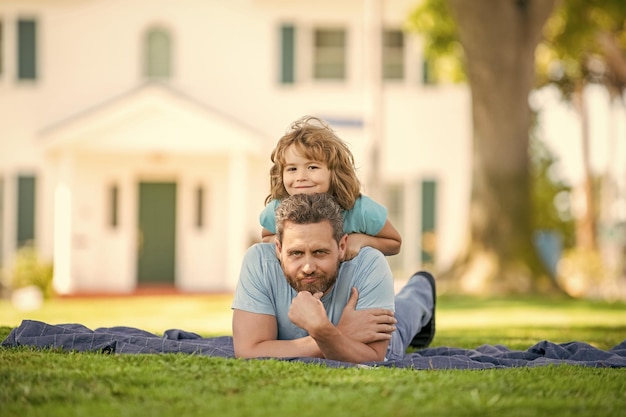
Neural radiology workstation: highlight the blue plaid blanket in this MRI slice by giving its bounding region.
[3,320,626,369]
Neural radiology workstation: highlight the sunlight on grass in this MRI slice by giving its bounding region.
[2,293,624,340]
[440,308,626,329]
[0,294,234,336]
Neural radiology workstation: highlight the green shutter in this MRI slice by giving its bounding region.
[18,19,37,80]
[421,180,437,264]
[280,25,295,84]
[17,175,36,247]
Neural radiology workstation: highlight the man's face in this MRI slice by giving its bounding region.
[276,220,346,295]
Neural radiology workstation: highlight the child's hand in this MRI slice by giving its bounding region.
[344,234,366,261]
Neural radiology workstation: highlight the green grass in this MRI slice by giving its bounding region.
[0,293,234,336]
[1,294,626,417]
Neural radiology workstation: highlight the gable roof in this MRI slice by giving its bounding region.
[39,82,269,155]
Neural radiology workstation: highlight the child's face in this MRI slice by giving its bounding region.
[282,144,331,196]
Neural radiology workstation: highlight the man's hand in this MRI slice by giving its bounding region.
[337,287,396,343]
[286,288,392,363]
[288,291,331,333]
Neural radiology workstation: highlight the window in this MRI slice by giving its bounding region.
[280,24,295,84]
[17,19,37,80]
[108,184,119,228]
[144,27,171,79]
[313,28,346,80]
[382,29,404,80]
[17,175,36,247]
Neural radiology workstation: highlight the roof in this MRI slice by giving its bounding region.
[39,81,269,155]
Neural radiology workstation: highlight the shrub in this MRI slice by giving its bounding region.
[10,245,54,299]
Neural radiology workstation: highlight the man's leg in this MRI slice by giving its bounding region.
[385,271,436,360]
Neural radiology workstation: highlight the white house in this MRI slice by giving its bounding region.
[0,0,472,294]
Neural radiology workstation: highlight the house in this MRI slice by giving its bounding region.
[0,0,472,294]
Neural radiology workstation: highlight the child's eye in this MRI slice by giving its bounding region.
[307,165,320,170]
[285,167,297,172]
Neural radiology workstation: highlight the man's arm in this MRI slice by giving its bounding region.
[232,289,395,362]
[232,309,323,359]
[288,291,390,363]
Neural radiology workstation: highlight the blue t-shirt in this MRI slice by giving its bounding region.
[260,195,387,236]
[231,243,395,340]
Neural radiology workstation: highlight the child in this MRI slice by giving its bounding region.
[260,115,401,260]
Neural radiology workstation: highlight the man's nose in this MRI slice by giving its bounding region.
[302,258,316,274]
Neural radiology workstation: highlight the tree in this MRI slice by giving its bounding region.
[409,0,559,294]
[535,0,626,297]
[536,0,626,252]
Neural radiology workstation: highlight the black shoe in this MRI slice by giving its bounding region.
[408,271,436,349]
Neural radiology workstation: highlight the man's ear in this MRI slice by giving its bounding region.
[338,234,348,259]
[275,238,282,259]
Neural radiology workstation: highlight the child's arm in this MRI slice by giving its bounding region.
[261,227,275,243]
[344,220,402,260]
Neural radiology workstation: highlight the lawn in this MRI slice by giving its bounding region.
[1,293,625,417]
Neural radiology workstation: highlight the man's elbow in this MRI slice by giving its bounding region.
[365,341,389,363]
[233,341,263,359]
[233,346,268,359]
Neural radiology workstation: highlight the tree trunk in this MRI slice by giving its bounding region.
[444,0,560,295]
[572,82,598,251]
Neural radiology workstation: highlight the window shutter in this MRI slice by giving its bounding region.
[17,19,37,80]
[280,24,295,84]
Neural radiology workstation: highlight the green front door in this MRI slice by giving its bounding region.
[137,182,176,285]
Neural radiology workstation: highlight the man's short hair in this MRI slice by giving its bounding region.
[275,193,345,243]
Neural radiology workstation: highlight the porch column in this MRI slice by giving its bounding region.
[0,174,15,268]
[52,151,74,295]
[226,151,248,290]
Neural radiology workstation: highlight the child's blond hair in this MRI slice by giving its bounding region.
[266,116,361,210]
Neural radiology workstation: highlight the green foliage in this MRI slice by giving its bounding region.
[408,0,626,96]
[529,115,576,249]
[557,246,615,298]
[537,0,626,98]
[9,245,54,299]
[406,0,466,83]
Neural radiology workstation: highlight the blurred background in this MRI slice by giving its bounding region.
[0,0,624,308]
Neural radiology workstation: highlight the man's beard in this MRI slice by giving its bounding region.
[284,266,339,294]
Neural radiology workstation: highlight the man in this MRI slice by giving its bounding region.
[232,193,436,363]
